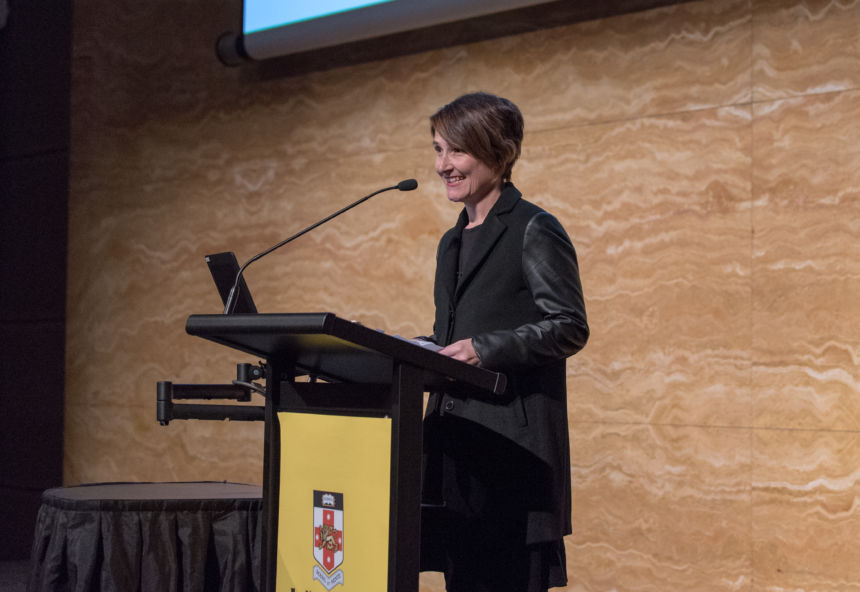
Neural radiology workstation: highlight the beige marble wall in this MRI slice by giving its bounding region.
[67,0,860,589]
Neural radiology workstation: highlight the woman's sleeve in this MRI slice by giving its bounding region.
[471,211,589,369]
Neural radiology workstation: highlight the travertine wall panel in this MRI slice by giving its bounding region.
[751,89,860,431]
[752,430,860,590]
[524,106,753,428]
[753,0,860,100]
[569,423,752,591]
[66,0,860,589]
[468,0,753,130]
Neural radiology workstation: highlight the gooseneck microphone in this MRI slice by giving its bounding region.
[223,179,419,314]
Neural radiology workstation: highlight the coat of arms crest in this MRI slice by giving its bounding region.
[313,490,344,590]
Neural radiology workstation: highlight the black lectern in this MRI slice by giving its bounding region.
[183,312,506,592]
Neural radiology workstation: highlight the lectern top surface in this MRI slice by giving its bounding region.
[185,312,506,395]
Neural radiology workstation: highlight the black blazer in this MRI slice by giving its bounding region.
[424,183,589,545]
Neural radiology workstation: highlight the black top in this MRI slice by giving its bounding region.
[456,225,482,291]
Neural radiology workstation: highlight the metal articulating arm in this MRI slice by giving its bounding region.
[157,363,266,425]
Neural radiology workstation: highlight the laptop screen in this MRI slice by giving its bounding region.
[205,252,258,314]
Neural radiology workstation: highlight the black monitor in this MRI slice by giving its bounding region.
[205,252,258,314]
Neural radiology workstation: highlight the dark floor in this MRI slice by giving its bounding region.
[0,561,29,591]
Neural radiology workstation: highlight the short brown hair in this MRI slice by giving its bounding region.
[430,92,524,182]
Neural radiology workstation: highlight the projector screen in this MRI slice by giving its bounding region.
[242,0,553,60]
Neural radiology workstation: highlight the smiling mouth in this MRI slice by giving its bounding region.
[444,175,465,184]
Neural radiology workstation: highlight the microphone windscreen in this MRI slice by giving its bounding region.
[397,179,418,191]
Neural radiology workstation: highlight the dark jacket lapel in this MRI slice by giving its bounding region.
[454,184,521,301]
[436,210,466,307]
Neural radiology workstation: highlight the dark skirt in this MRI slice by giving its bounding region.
[421,413,568,592]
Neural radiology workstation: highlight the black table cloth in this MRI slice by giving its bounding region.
[28,482,262,592]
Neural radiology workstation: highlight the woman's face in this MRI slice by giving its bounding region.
[433,132,502,207]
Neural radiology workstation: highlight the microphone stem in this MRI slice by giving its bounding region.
[224,184,399,314]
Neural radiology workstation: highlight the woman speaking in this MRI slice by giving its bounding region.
[420,92,589,592]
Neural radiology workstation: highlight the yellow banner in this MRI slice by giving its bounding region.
[276,411,392,592]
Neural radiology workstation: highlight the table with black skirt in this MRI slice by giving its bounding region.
[28,482,262,592]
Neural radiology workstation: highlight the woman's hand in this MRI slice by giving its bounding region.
[439,338,481,366]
